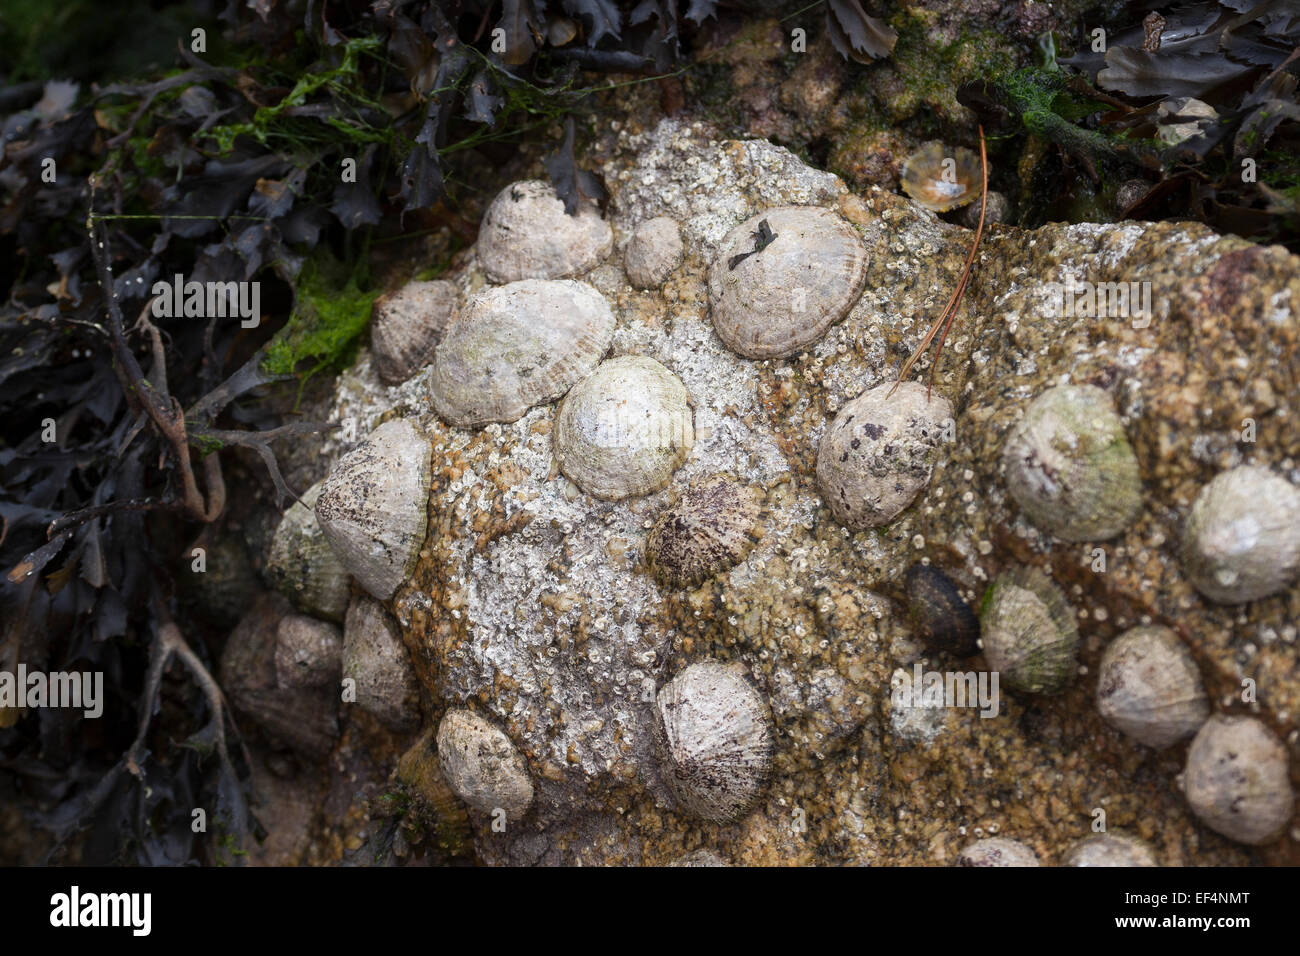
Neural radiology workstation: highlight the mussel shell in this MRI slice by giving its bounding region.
[905,564,979,657]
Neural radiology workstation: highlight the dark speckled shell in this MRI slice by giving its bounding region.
[905,564,979,657]
[646,475,763,587]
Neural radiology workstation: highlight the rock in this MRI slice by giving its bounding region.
[322,118,1300,866]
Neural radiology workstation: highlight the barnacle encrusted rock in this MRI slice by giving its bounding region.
[1180,465,1300,604]
[477,179,613,283]
[266,479,350,623]
[654,661,774,822]
[1183,715,1294,845]
[429,279,615,428]
[1001,384,1143,542]
[646,474,763,587]
[708,205,867,358]
[553,355,694,500]
[316,418,431,600]
[816,380,952,529]
[370,279,458,385]
[317,119,1300,867]
[625,215,683,288]
[437,709,534,820]
[343,596,420,732]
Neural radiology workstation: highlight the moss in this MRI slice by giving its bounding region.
[262,252,377,380]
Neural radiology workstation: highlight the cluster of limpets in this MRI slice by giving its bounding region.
[263,169,1297,859]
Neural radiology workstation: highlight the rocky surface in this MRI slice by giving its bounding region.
[276,117,1299,866]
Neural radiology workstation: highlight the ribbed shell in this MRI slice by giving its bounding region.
[343,596,421,731]
[653,661,774,823]
[1096,625,1208,749]
[477,180,613,283]
[646,475,762,587]
[1062,833,1158,867]
[274,613,343,691]
[437,709,535,820]
[370,279,458,385]
[429,279,614,428]
[901,142,982,212]
[1002,384,1142,542]
[905,564,980,657]
[978,566,1079,695]
[625,216,683,289]
[1181,465,1300,604]
[816,380,952,529]
[266,480,350,623]
[708,205,867,359]
[553,355,694,500]
[1184,715,1294,845]
[315,419,432,600]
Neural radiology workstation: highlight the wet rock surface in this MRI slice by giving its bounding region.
[311,118,1300,866]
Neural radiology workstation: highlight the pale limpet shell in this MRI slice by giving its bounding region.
[625,216,683,288]
[553,355,694,501]
[370,279,458,385]
[1062,833,1158,867]
[429,279,615,428]
[437,709,535,820]
[901,142,982,212]
[1095,625,1208,749]
[476,180,613,283]
[1183,714,1294,845]
[315,418,431,600]
[707,205,867,359]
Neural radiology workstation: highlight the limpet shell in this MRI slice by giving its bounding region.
[266,479,350,623]
[1062,833,1158,867]
[625,216,683,289]
[395,726,474,860]
[957,837,1040,867]
[429,279,615,428]
[1183,714,1294,845]
[816,380,952,530]
[646,474,763,587]
[476,180,613,283]
[653,660,774,823]
[1096,625,1208,749]
[370,279,458,385]
[274,613,343,691]
[553,355,694,501]
[1181,464,1300,604]
[343,596,421,731]
[1002,384,1143,542]
[901,142,982,212]
[437,709,535,820]
[978,566,1079,695]
[707,205,867,359]
[905,564,980,657]
[316,418,432,600]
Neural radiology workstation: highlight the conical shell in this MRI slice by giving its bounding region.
[1184,715,1294,845]
[625,216,683,288]
[816,380,952,529]
[1002,384,1142,542]
[274,613,343,691]
[901,142,982,212]
[957,837,1039,867]
[371,279,458,385]
[436,709,535,820]
[653,661,774,823]
[553,355,694,501]
[646,474,762,587]
[1181,465,1300,604]
[477,180,613,283]
[978,566,1078,695]
[708,205,867,358]
[344,596,421,731]
[429,279,615,428]
[1096,625,1207,749]
[316,418,431,600]
[1062,833,1157,867]
[266,479,350,622]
